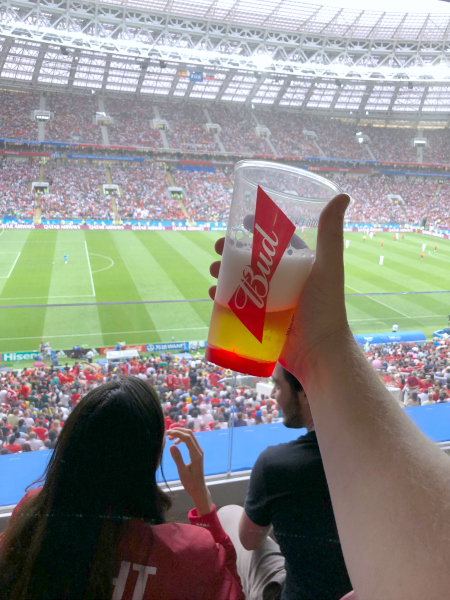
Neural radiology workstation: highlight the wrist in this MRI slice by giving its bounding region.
[290,326,356,390]
[191,486,213,516]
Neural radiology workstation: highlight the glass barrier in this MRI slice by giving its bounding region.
[1,287,450,508]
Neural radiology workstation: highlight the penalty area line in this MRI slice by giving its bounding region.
[85,241,96,297]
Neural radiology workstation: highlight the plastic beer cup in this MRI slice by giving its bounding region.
[205,160,341,376]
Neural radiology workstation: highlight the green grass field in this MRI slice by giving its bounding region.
[0,228,449,355]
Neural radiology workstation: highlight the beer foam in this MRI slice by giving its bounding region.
[216,239,314,312]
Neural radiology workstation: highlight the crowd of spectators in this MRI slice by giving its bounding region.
[4,88,450,166]
[256,112,318,156]
[366,338,450,407]
[304,116,369,160]
[330,173,450,228]
[208,105,269,154]
[0,90,38,140]
[158,103,219,152]
[41,161,113,220]
[331,174,403,223]
[2,154,450,227]
[104,97,163,148]
[171,167,232,221]
[0,159,39,219]
[45,93,102,145]
[2,335,448,455]
[112,162,184,221]
[0,354,281,455]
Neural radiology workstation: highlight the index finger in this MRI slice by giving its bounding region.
[214,237,225,256]
[167,427,203,456]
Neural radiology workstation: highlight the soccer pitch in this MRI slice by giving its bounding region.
[0,228,449,354]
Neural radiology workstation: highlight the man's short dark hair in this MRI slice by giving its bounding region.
[282,367,304,395]
[9,435,15,444]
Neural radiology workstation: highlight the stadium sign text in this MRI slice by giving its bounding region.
[146,342,189,352]
[2,351,39,362]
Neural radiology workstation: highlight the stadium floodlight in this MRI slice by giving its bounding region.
[356,133,370,145]
[251,55,273,70]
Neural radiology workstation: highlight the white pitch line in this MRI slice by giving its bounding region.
[0,326,210,342]
[85,241,96,297]
[0,229,4,238]
[0,238,87,244]
[0,295,96,301]
[348,314,448,322]
[7,252,20,278]
[0,252,21,279]
[346,285,410,317]
[90,253,115,274]
[428,250,450,262]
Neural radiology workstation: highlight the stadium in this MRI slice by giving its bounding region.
[1,0,450,598]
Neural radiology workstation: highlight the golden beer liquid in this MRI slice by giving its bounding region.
[205,301,295,376]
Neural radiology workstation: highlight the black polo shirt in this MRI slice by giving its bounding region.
[244,430,351,600]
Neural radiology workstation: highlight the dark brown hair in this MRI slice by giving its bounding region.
[0,376,171,600]
[282,367,304,395]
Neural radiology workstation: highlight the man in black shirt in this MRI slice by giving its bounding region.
[219,363,351,600]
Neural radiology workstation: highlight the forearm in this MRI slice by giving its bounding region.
[295,329,450,600]
[191,485,213,517]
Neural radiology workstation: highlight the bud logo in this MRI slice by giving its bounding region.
[228,186,295,342]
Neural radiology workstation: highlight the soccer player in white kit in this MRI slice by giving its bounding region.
[379,255,384,266]
[345,240,350,249]
[422,243,426,252]
[369,232,373,239]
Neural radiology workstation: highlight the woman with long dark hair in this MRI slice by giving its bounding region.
[0,376,244,600]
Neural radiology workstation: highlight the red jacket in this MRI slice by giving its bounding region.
[4,490,244,600]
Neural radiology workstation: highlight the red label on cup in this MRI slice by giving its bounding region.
[228,185,296,342]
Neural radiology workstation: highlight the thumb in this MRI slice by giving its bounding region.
[313,193,350,287]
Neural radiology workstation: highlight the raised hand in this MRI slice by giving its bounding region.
[167,427,213,516]
[278,193,350,378]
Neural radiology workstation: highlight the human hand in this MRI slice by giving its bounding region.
[167,427,213,516]
[278,193,351,377]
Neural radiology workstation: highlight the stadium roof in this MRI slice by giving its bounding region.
[93,0,450,40]
[1,0,450,120]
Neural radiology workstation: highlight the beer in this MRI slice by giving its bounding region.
[205,160,340,376]
[206,242,315,376]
